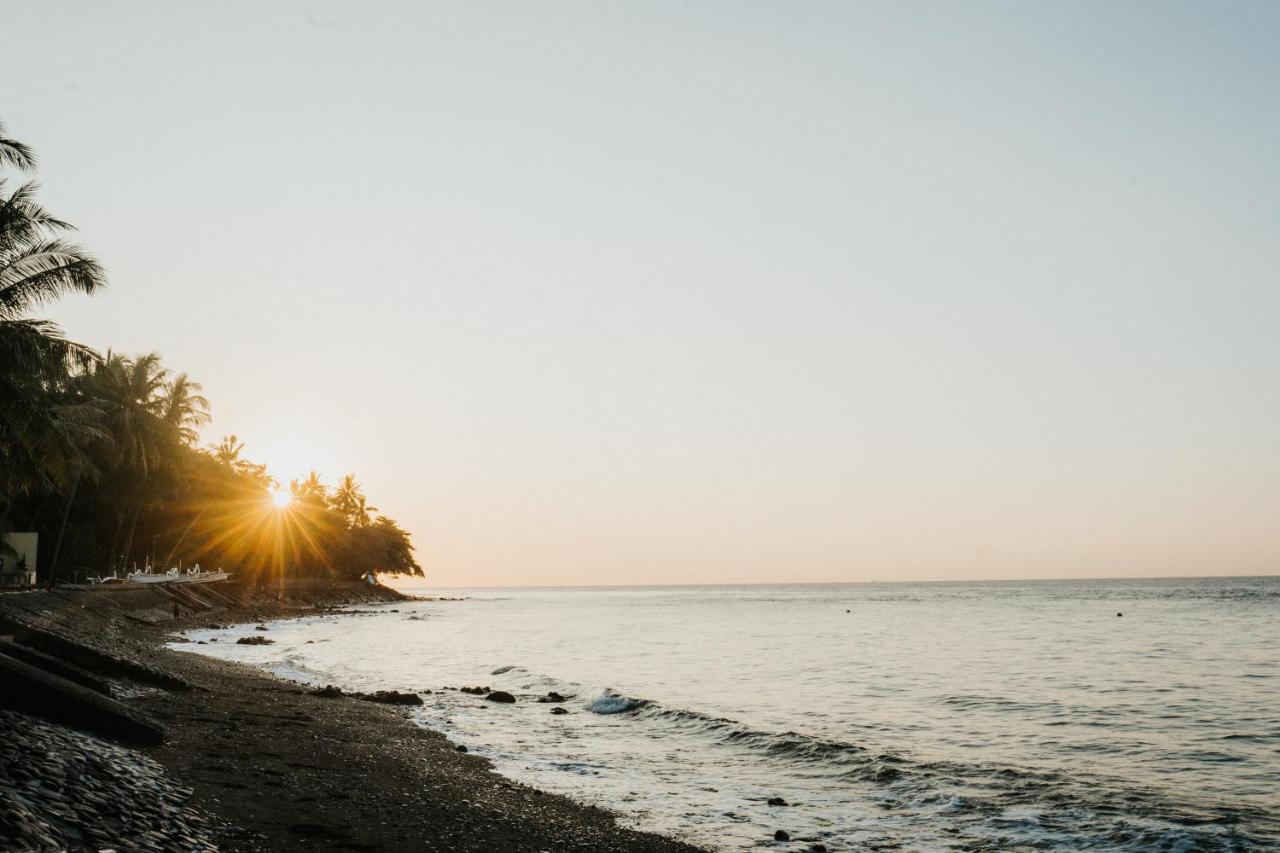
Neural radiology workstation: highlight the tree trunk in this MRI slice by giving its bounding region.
[48,475,79,587]
[26,489,52,531]
[119,502,142,573]
[162,507,206,570]
[106,511,125,574]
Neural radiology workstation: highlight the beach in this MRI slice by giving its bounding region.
[173,580,1280,851]
[0,583,703,852]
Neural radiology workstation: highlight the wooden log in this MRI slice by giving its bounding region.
[0,651,165,744]
[3,621,192,691]
[0,637,113,695]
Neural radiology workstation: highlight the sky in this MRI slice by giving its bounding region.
[4,1,1278,586]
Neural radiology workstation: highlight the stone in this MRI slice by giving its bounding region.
[767,797,788,806]
[309,685,344,699]
[485,690,516,704]
[549,707,569,715]
[360,690,423,706]
[774,829,790,842]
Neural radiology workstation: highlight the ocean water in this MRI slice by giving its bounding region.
[176,577,1280,851]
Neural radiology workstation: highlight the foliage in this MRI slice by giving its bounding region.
[0,119,423,582]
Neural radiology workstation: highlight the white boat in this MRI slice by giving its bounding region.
[125,563,230,585]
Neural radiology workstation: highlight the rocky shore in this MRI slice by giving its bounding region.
[0,581,705,852]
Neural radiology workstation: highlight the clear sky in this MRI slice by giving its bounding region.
[5,1,1278,586]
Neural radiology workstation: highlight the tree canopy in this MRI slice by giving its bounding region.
[0,119,423,582]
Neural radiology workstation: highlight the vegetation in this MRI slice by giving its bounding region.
[0,119,422,583]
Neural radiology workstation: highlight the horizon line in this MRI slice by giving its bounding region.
[389,571,1280,591]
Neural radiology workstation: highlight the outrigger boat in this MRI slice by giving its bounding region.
[114,562,230,585]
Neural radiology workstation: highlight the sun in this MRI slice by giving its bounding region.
[270,489,293,509]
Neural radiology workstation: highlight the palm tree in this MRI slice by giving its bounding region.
[0,119,107,536]
[0,120,36,171]
[293,470,326,499]
[81,352,175,569]
[211,434,245,466]
[1,172,107,382]
[331,473,375,528]
[160,373,210,446]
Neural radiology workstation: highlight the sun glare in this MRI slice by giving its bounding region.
[270,489,293,509]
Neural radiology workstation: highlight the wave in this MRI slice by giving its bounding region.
[588,690,649,714]
[473,673,1278,848]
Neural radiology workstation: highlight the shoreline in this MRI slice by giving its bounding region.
[0,582,705,852]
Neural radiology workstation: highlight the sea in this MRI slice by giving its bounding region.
[175,577,1280,851]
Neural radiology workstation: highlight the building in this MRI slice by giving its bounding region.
[0,532,38,587]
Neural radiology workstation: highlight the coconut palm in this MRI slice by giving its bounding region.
[79,352,178,569]
[331,473,376,528]
[211,434,245,466]
[0,120,107,524]
[160,373,211,446]
[293,470,326,499]
[85,352,170,477]
[0,121,36,171]
[1,175,107,382]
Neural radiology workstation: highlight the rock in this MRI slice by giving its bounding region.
[767,797,788,806]
[454,744,468,753]
[537,691,566,703]
[360,690,423,706]
[774,829,790,842]
[549,707,569,715]
[254,625,269,631]
[810,845,827,852]
[309,685,344,699]
[459,686,489,695]
[484,690,516,704]
[235,636,273,645]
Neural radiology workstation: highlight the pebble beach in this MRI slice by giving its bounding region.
[0,582,705,852]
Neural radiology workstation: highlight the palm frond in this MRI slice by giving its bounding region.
[0,238,107,317]
[0,121,36,171]
[0,318,101,378]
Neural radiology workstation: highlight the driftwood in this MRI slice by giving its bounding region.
[0,637,112,695]
[0,651,165,744]
[2,620,192,691]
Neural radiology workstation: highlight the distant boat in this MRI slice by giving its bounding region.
[123,563,229,585]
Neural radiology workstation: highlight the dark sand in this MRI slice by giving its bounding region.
[0,584,706,852]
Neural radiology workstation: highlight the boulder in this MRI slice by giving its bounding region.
[549,706,569,715]
[774,830,790,842]
[485,690,516,704]
[236,636,274,645]
[309,685,344,699]
[537,691,566,703]
[767,797,788,807]
[361,690,423,706]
